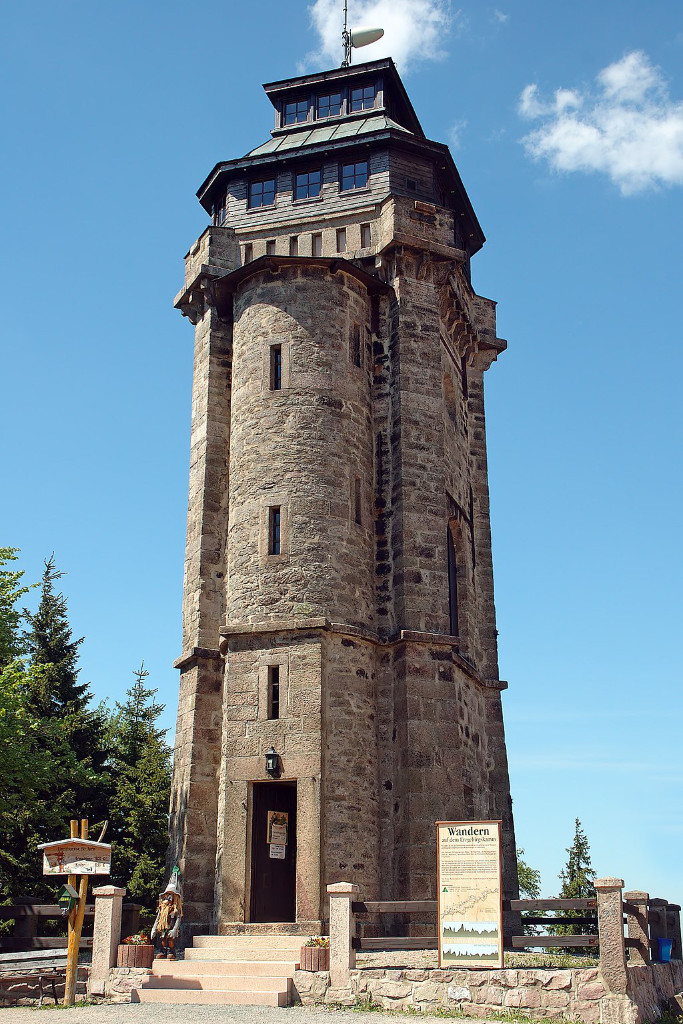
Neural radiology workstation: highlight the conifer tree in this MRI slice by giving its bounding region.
[0,550,95,899]
[22,554,110,824]
[108,664,172,909]
[553,818,597,937]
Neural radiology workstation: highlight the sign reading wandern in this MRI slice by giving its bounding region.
[436,820,503,969]
[38,838,112,876]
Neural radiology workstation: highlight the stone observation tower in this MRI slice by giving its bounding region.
[171,57,518,936]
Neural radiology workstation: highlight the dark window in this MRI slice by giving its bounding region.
[249,179,276,208]
[311,232,322,256]
[350,84,375,111]
[294,169,321,200]
[340,161,369,191]
[267,665,280,720]
[318,92,342,118]
[269,507,281,555]
[289,235,298,256]
[243,243,253,263]
[351,323,361,367]
[266,239,276,255]
[354,477,362,525]
[284,98,309,124]
[336,228,347,253]
[361,222,371,248]
[406,177,418,193]
[212,195,226,225]
[270,345,282,391]
[447,525,459,636]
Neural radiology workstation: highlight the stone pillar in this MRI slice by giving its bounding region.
[595,878,627,994]
[89,886,126,996]
[327,882,359,990]
[624,891,650,966]
[667,905,682,960]
[649,898,668,962]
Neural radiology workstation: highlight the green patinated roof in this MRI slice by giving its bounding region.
[246,115,412,158]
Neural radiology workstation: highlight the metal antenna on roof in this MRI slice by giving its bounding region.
[342,2,385,68]
[342,0,351,67]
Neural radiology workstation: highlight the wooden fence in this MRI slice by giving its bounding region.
[338,882,682,974]
[0,899,142,953]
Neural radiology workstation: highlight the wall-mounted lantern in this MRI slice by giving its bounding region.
[265,746,280,777]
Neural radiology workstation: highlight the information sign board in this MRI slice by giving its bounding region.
[436,820,503,969]
[38,839,112,876]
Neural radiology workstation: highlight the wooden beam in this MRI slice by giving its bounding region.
[510,936,599,948]
[352,901,437,915]
[354,937,439,950]
[507,899,597,912]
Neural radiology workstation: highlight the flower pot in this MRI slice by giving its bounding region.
[300,945,330,972]
[117,943,155,969]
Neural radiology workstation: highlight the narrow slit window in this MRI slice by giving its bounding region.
[269,506,281,555]
[354,477,362,525]
[270,346,282,391]
[361,222,371,248]
[336,227,347,253]
[312,232,323,256]
[447,524,459,636]
[351,323,361,367]
[289,235,299,256]
[243,243,253,264]
[267,665,280,720]
[266,239,276,255]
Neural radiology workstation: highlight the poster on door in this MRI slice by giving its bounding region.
[436,820,503,969]
[266,810,289,845]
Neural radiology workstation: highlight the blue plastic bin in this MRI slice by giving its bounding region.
[657,937,673,962]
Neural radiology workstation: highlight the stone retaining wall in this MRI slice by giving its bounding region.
[293,963,682,1023]
[105,966,151,1002]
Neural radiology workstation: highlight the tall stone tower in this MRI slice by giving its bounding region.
[171,57,517,936]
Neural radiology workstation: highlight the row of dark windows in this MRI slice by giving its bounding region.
[282,83,376,126]
[241,223,371,262]
[248,161,368,209]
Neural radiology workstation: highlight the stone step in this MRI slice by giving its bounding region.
[193,934,305,950]
[131,987,288,1006]
[143,974,290,992]
[185,947,301,963]
[219,921,321,936]
[153,959,298,978]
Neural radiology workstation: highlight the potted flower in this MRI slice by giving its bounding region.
[300,935,330,972]
[117,932,154,970]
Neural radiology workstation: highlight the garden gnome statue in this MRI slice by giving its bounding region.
[151,867,183,959]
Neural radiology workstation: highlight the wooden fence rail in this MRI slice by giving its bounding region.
[328,878,681,991]
[0,901,142,954]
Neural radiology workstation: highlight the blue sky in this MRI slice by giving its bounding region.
[1,0,681,909]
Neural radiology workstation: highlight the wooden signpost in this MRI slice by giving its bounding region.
[37,819,112,1006]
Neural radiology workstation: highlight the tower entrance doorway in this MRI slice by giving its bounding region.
[250,781,297,923]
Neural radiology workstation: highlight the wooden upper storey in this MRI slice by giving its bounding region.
[196,59,485,257]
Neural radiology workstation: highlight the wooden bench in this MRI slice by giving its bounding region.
[0,950,87,1006]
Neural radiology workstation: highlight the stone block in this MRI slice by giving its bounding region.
[447,985,471,1002]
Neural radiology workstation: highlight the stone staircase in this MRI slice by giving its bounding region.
[130,934,304,1005]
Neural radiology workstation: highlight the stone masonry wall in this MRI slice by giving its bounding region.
[293,965,634,1024]
[226,267,376,630]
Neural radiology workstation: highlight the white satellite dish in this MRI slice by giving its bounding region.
[342,2,384,65]
[350,26,385,49]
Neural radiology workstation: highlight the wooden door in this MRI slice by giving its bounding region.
[250,782,297,923]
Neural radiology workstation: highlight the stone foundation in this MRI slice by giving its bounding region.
[105,966,151,1002]
[293,963,683,1023]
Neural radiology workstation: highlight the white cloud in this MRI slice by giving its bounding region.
[519,51,683,194]
[304,0,456,73]
[448,118,467,149]
[492,9,509,24]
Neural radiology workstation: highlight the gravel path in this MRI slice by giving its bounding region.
[0,1008,480,1024]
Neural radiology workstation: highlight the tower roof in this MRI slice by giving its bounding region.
[262,58,425,139]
